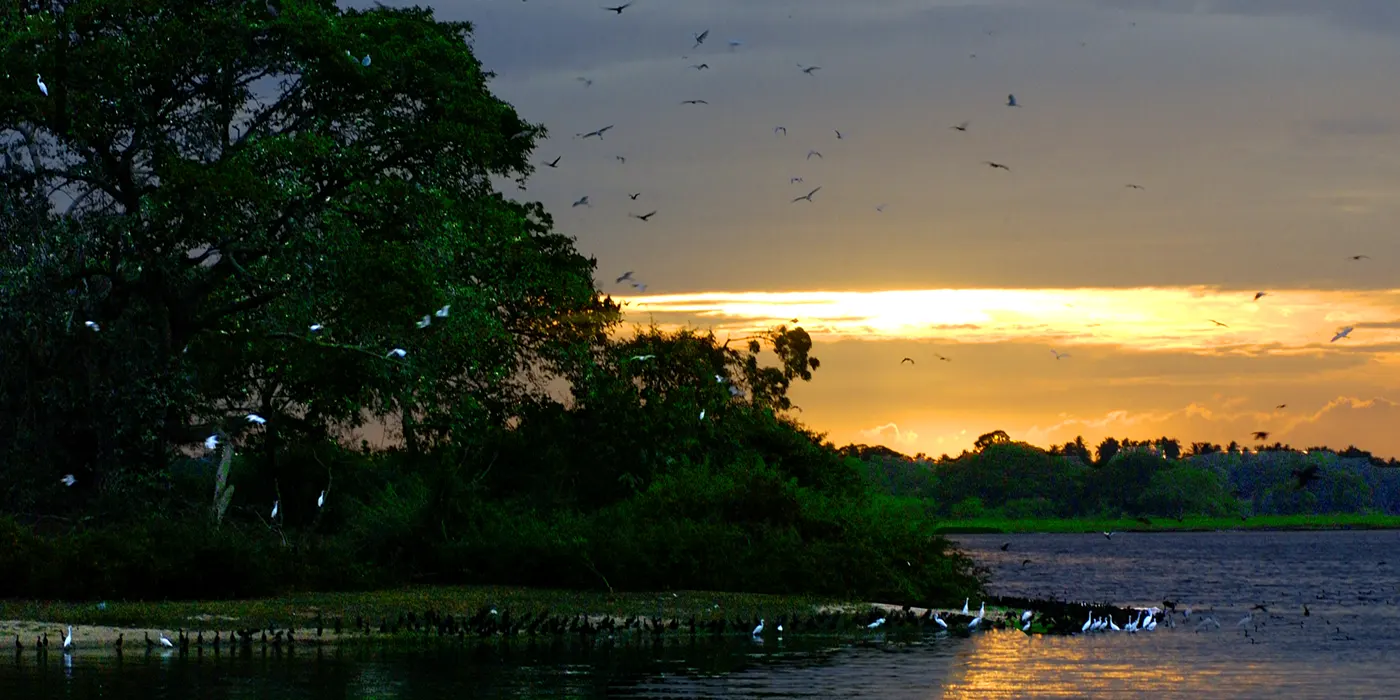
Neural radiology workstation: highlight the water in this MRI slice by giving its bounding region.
[4,531,1398,698]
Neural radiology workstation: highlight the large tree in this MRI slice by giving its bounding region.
[0,0,616,512]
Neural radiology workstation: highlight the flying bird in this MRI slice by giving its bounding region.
[935,354,952,362]
[790,177,803,183]
[983,161,1011,170]
[1103,531,1115,540]
[205,435,219,451]
[693,29,709,47]
[416,315,431,329]
[616,155,626,163]
[680,99,709,105]
[61,474,76,487]
[1208,319,1229,328]
[435,305,450,318]
[792,186,821,203]
[1275,404,1287,409]
[774,126,786,135]
[578,125,614,140]
[247,414,266,424]
[690,63,710,70]
[1051,349,1070,360]
[807,150,822,159]
[1125,184,1145,190]
[386,348,407,358]
[1006,94,1019,107]
[542,156,561,168]
[309,323,323,332]
[1252,431,1270,441]
[950,121,970,131]
[628,192,641,200]
[629,210,658,221]
[602,2,632,14]
[37,74,48,96]
[1349,255,1370,260]
[1331,326,1354,342]
[1292,464,1320,489]
[834,129,844,139]
[576,76,593,87]
[616,271,635,284]
[572,196,591,207]
[1253,291,1267,301]
[900,357,915,365]
[84,321,100,331]
[875,204,887,212]
[799,64,821,75]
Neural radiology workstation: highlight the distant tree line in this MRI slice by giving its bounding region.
[848,431,1400,520]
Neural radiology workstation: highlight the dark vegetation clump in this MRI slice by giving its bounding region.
[0,0,983,604]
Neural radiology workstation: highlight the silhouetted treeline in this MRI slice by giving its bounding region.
[852,431,1400,519]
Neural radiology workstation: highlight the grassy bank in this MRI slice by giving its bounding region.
[932,513,1400,535]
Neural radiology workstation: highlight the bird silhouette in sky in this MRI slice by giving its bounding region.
[1254,291,1267,301]
[799,64,821,75]
[807,150,823,159]
[951,121,970,131]
[1209,319,1229,328]
[602,2,632,14]
[1332,326,1354,342]
[901,357,915,365]
[774,126,786,135]
[1051,349,1070,360]
[791,186,821,203]
[1276,403,1287,409]
[628,192,641,200]
[680,99,708,105]
[693,29,709,48]
[984,161,1011,170]
[629,210,658,221]
[542,156,561,168]
[935,354,952,362]
[1349,255,1370,260]
[1252,431,1270,441]
[577,125,614,140]
[1125,183,1144,189]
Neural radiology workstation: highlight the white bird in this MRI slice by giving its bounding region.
[63,625,73,650]
[61,474,76,487]
[867,617,885,629]
[1081,613,1093,633]
[752,619,764,637]
[309,323,323,332]
[1103,531,1115,539]
[435,305,450,318]
[317,490,326,508]
[1108,617,1121,632]
[387,348,407,358]
[204,435,219,451]
[37,74,48,96]
[628,354,656,361]
[1022,610,1033,623]
[84,321,100,331]
[969,604,984,629]
[961,598,970,615]
[616,271,635,284]
[360,54,371,67]
[699,409,706,420]
[159,634,174,648]
[246,413,266,424]
[416,315,431,329]
[1331,326,1354,342]
[693,29,709,47]
[934,615,948,629]
[1006,93,1019,107]
[1051,349,1071,360]
[271,500,279,519]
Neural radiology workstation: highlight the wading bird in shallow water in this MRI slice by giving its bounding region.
[1332,326,1354,342]
[792,186,821,203]
[1252,431,1270,441]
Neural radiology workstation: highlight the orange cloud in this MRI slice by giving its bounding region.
[859,422,920,448]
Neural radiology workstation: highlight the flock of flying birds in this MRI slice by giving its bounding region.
[524,3,1381,449]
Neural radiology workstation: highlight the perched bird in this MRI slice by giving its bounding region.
[602,2,632,14]
[317,490,326,508]
[1252,431,1270,441]
[1331,326,1354,342]
[950,121,970,131]
[629,210,658,221]
[1254,291,1267,301]
[37,74,48,96]
[542,156,561,168]
[791,186,821,203]
[246,414,266,424]
[983,161,1011,170]
[867,617,886,629]
[63,626,73,651]
[309,324,323,332]
[271,501,279,519]
[360,54,370,67]
[752,619,764,637]
[386,348,407,358]
[1006,94,1019,107]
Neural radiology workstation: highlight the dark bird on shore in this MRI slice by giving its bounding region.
[1000,542,1010,551]
[792,186,821,203]
[628,192,641,200]
[1252,431,1270,441]
[1293,464,1320,489]
[542,156,561,168]
[629,210,658,221]
[950,121,969,131]
[602,2,632,14]
[901,357,915,365]
[983,161,1011,170]
[1209,319,1229,328]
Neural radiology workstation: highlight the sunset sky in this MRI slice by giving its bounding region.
[349,0,1400,458]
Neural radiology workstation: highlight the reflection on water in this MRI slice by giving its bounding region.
[4,531,1400,698]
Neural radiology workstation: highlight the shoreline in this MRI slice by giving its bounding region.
[933,514,1400,535]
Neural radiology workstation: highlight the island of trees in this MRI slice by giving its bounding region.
[0,0,981,604]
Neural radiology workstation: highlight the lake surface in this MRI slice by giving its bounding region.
[4,531,1398,698]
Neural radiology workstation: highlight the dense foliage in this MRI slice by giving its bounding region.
[0,0,983,604]
[852,433,1400,521]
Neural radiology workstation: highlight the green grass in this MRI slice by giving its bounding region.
[932,513,1400,535]
[0,586,855,632]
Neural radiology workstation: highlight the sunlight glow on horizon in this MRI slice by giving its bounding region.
[615,287,1400,352]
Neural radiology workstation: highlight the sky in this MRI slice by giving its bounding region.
[342,0,1400,458]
